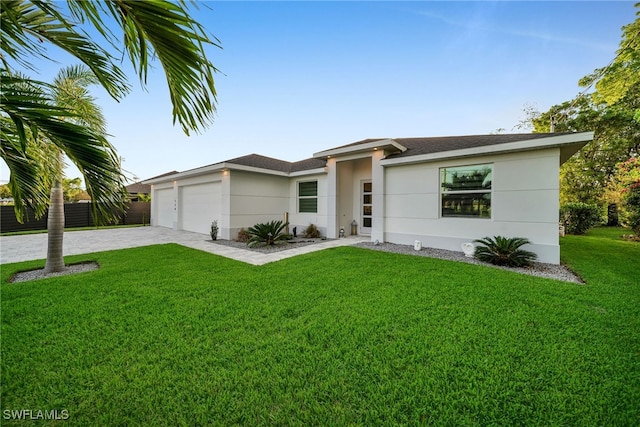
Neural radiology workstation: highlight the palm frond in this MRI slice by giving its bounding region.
[1,69,127,224]
[53,65,107,133]
[1,1,130,99]
[0,119,50,221]
[68,0,221,135]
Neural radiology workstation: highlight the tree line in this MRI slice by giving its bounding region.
[519,3,640,236]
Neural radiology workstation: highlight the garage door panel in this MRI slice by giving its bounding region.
[180,182,221,234]
[155,188,174,228]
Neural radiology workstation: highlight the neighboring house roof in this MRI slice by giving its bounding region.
[126,182,150,194]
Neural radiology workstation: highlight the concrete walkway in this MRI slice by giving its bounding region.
[0,227,368,266]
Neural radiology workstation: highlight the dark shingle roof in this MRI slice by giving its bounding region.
[226,154,292,173]
[226,154,326,173]
[126,182,150,194]
[386,133,566,159]
[291,158,327,172]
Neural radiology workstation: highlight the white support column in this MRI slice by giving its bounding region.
[326,158,338,238]
[371,150,385,243]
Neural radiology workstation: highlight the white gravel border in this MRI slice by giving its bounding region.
[356,242,583,283]
[9,262,100,283]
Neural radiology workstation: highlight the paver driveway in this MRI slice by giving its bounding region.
[0,227,367,266]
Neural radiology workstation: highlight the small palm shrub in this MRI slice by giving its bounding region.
[247,220,290,248]
[236,228,250,243]
[474,236,538,267]
[302,223,321,238]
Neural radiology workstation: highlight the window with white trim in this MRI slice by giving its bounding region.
[440,164,492,218]
[298,181,318,213]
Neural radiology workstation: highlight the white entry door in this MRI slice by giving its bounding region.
[361,181,372,235]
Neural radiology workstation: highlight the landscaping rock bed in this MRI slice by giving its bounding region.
[356,242,583,284]
[9,262,100,283]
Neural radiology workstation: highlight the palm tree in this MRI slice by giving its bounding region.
[1,0,220,223]
[41,66,114,272]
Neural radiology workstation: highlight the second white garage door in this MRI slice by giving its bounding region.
[179,182,221,235]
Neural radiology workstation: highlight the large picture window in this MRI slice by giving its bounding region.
[440,164,492,218]
[298,181,318,213]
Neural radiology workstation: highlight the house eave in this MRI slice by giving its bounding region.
[144,163,290,184]
[289,167,328,177]
[143,163,323,185]
[380,132,594,167]
[313,139,407,159]
[143,163,226,184]
[225,164,290,177]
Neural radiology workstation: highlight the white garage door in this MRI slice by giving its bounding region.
[155,188,174,228]
[179,182,221,234]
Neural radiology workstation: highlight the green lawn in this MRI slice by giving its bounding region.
[1,227,638,425]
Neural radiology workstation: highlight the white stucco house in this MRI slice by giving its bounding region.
[144,132,593,264]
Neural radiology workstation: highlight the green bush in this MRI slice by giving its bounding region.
[625,188,640,235]
[474,236,538,267]
[560,203,601,235]
[302,223,321,238]
[247,220,290,248]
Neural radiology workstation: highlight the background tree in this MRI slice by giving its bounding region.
[1,0,220,223]
[0,184,12,199]
[609,157,640,235]
[63,177,91,202]
[528,4,640,208]
[136,193,151,203]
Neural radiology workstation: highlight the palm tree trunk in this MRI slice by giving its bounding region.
[44,178,65,273]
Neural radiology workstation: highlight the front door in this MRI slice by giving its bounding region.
[361,181,372,235]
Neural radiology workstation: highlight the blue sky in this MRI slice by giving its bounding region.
[0,1,636,183]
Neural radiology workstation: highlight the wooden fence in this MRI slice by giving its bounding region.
[0,202,150,234]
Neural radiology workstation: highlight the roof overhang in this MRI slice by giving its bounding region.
[143,162,292,184]
[380,132,594,167]
[313,139,407,159]
[289,167,328,177]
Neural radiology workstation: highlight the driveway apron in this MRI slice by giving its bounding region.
[0,227,367,266]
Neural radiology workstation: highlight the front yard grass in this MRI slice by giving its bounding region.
[1,227,638,425]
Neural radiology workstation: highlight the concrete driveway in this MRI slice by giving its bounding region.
[0,226,367,266]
